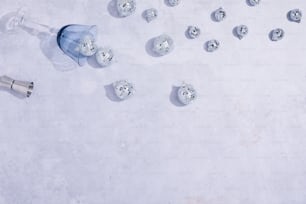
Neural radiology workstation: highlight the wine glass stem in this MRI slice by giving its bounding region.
[21,18,58,34]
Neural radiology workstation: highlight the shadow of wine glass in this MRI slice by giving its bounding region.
[19,26,77,71]
[0,11,78,71]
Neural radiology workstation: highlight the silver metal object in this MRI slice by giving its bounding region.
[270,28,285,41]
[113,80,135,100]
[206,39,220,52]
[144,8,158,22]
[187,26,201,39]
[177,83,197,105]
[95,47,114,67]
[213,7,226,22]
[0,75,34,97]
[288,9,302,23]
[167,0,181,7]
[235,25,249,39]
[152,34,174,56]
[116,0,136,17]
[248,0,260,6]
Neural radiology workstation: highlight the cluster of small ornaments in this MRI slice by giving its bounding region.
[109,0,303,106]
[183,2,302,51]
[112,80,197,106]
[76,33,114,67]
[3,1,302,103]
[116,0,301,55]
[268,8,302,41]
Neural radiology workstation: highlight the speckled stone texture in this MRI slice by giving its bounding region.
[0,1,306,204]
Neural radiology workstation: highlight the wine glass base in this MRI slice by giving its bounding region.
[4,7,27,33]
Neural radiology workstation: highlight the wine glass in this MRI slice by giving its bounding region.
[1,7,99,67]
[1,7,57,34]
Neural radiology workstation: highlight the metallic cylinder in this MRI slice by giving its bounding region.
[0,75,34,97]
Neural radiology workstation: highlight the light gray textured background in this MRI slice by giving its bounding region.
[1,0,306,204]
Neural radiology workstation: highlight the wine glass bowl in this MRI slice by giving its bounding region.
[56,24,98,66]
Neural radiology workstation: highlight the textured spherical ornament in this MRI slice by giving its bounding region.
[206,39,220,52]
[213,7,226,22]
[270,28,285,41]
[248,0,260,6]
[177,84,197,105]
[116,0,136,17]
[168,0,181,7]
[235,25,249,39]
[144,8,158,22]
[289,9,302,23]
[95,47,114,67]
[79,35,98,57]
[152,34,174,56]
[113,80,135,100]
[187,26,201,39]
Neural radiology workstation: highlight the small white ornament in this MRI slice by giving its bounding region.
[213,7,226,22]
[152,34,174,56]
[187,26,201,39]
[206,39,220,52]
[288,9,302,23]
[177,83,197,105]
[248,0,260,6]
[113,80,135,100]
[144,8,158,22]
[116,0,136,17]
[95,47,114,67]
[79,35,97,57]
[168,0,181,7]
[270,28,285,41]
[235,25,249,39]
